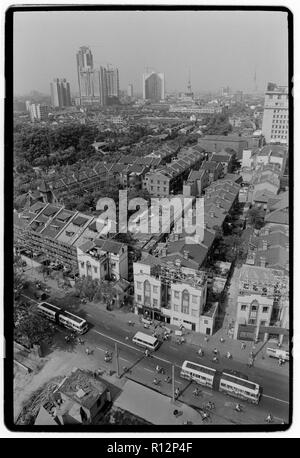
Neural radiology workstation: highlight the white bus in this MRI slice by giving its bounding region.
[37,302,88,334]
[132,331,159,351]
[37,302,61,321]
[219,371,261,404]
[180,360,216,388]
[266,347,289,361]
[58,310,88,334]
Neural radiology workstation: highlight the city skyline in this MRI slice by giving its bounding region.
[13,10,288,96]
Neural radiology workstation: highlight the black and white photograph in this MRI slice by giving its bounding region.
[3,3,294,436]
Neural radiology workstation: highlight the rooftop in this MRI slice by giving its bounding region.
[58,368,107,410]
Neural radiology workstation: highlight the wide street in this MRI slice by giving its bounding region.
[53,297,290,424]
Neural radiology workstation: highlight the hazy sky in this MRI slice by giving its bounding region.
[13,9,289,96]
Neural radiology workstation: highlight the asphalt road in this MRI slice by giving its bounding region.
[73,303,290,423]
[22,292,290,424]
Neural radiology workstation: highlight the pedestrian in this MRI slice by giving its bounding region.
[266,413,273,423]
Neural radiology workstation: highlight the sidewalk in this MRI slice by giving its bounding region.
[24,266,289,376]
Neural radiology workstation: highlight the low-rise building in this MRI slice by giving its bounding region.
[133,254,208,332]
[197,135,249,159]
[183,169,210,197]
[200,160,223,184]
[77,238,128,281]
[234,264,289,343]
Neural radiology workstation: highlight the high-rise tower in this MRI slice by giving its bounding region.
[76,46,94,103]
[50,78,71,108]
[142,72,165,101]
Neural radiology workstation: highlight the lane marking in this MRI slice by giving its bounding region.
[262,394,289,405]
[80,329,289,406]
[120,357,130,363]
[144,368,154,373]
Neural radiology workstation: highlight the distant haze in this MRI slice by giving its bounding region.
[13,9,289,96]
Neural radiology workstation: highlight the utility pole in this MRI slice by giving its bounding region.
[115,342,120,378]
[172,364,175,403]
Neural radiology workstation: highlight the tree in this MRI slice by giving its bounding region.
[14,308,55,347]
[247,207,265,229]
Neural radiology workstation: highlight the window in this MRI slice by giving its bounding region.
[137,281,142,290]
[80,262,84,268]
[153,286,158,293]
[174,303,179,312]
[248,319,256,325]
[137,295,142,302]
[204,319,208,324]
[262,306,269,313]
[192,295,198,304]
[174,291,180,299]
[241,304,247,311]
[260,321,266,326]
[191,309,198,317]
[251,305,257,311]
[181,289,189,314]
[93,266,98,273]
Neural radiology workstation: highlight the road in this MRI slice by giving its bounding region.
[21,292,290,424]
[68,302,290,423]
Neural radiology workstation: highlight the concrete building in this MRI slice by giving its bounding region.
[234,264,289,343]
[262,82,289,144]
[53,368,110,425]
[77,238,128,281]
[106,67,119,100]
[50,78,71,108]
[197,135,249,160]
[127,84,133,98]
[143,72,165,101]
[29,103,49,122]
[76,46,95,104]
[133,254,207,332]
[142,148,202,197]
[92,67,108,106]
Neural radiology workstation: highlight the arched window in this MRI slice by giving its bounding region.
[182,290,190,314]
[144,280,151,306]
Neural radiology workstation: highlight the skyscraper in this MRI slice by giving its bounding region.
[262,82,289,145]
[50,78,71,108]
[93,66,107,106]
[143,72,165,101]
[76,46,119,106]
[127,84,133,98]
[106,67,119,98]
[76,46,95,103]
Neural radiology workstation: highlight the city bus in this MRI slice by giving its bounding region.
[132,331,160,351]
[180,360,216,388]
[37,302,88,334]
[219,371,261,404]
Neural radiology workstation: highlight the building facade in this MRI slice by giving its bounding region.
[133,255,207,332]
[234,264,289,343]
[143,72,165,101]
[262,82,289,144]
[50,78,72,108]
[77,238,128,281]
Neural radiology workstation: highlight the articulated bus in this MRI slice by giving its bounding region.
[219,371,261,404]
[180,360,261,404]
[180,360,216,388]
[132,331,160,351]
[37,302,88,334]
